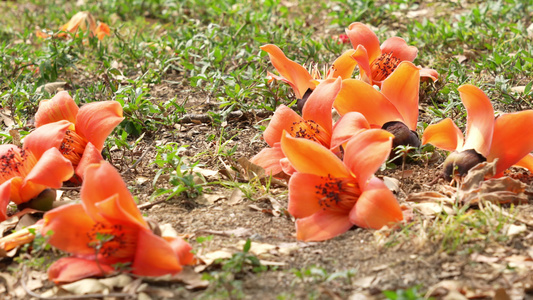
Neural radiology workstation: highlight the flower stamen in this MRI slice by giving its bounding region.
[0,149,37,182]
[60,130,88,166]
[315,174,360,212]
[370,52,401,82]
[289,120,330,146]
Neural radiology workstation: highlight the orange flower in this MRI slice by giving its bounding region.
[261,44,357,100]
[251,78,342,175]
[346,22,438,87]
[33,91,123,179]
[0,130,74,218]
[58,11,110,40]
[334,61,421,148]
[281,129,403,241]
[41,161,194,283]
[422,84,533,178]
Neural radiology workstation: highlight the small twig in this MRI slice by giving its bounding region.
[21,266,134,300]
[137,198,167,210]
[120,144,154,175]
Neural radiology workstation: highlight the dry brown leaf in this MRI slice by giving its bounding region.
[228,188,244,205]
[35,81,67,94]
[0,217,19,236]
[493,288,512,300]
[196,193,226,205]
[383,176,400,194]
[197,227,252,238]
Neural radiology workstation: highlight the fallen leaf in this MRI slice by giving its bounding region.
[61,278,110,295]
[227,188,244,205]
[493,288,511,300]
[505,224,527,237]
[0,217,19,236]
[198,249,233,266]
[36,81,68,94]
[511,86,526,93]
[196,193,226,205]
[383,176,400,194]
[411,202,454,216]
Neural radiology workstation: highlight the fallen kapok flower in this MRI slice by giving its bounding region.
[0,221,43,254]
[332,34,350,45]
[334,61,421,149]
[41,161,195,284]
[261,44,357,110]
[251,78,342,176]
[37,11,110,40]
[422,84,533,179]
[0,137,74,220]
[31,91,123,180]
[345,22,438,87]
[280,129,403,241]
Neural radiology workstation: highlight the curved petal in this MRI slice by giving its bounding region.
[330,112,370,150]
[514,153,533,173]
[14,148,73,204]
[350,45,373,84]
[280,133,348,178]
[422,118,464,151]
[279,157,297,176]
[250,145,285,176]
[487,110,533,176]
[419,67,439,81]
[334,79,403,127]
[345,23,381,63]
[34,91,79,127]
[261,44,314,99]
[48,257,114,284]
[42,203,99,256]
[459,84,494,157]
[164,236,195,266]
[302,77,342,135]
[75,142,104,180]
[263,105,303,147]
[380,36,418,62]
[131,229,183,276]
[76,101,124,150]
[380,61,420,130]
[23,148,73,189]
[327,49,357,79]
[349,177,403,229]
[81,162,147,228]
[95,23,110,40]
[344,129,394,187]
[287,173,327,219]
[23,120,71,159]
[0,180,11,221]
[295,210,353,242]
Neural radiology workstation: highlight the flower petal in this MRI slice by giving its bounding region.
[250,144,285,176]
[380,61,420,130]
[487,110,533,176]
[81,162,147,228]
[164,236,195,266]
[327,49,357,79]
[23,148,73,189]
[349,177,403,229]
[459,84,494,157]
[48,257,114,284]
[288,173,327,219]
[421,118,464,151]
[345,23,381,64]
[0,180,11,221]
[131,229,183,276]
[76,101,124,150]
[34,91,79,127]
[295,210,353,242]
[419,67,439,81]
[334,79,403,127]
[330,112,370,150]
[380,36,418,62]
[261,44,314,99]
[75,142,104,179]
[23,120,71,159]
[280,133,348,178]
[344,129,394,187]
[263,105,303,147]
[350,45,373,84]
[302,77,342,135]
[42,203,99,256]
[15,148,73,204]
[514,153,533,173]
